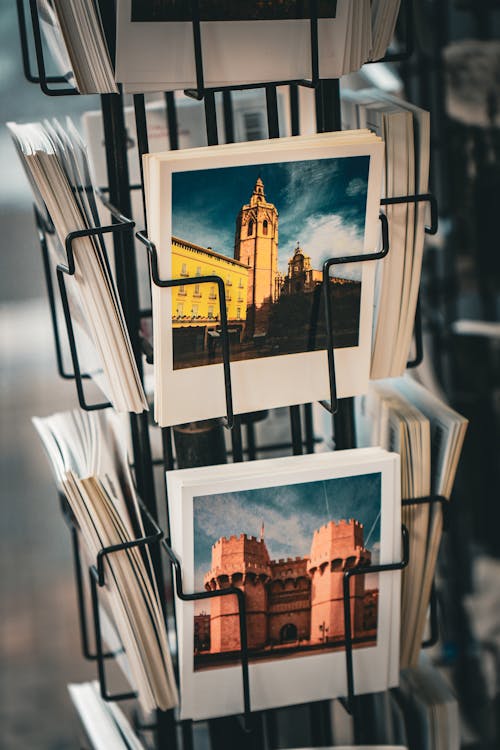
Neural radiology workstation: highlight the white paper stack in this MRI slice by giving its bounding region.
[356,377,468,668]
[342,90,430,379]
[115,0,379,93]
[8,119,148,414]
[37,0,402,96]
[34,409,178,713]
[370,0,403,62]
[396,666,460,750]
[69,681,145,750]
[37,0,117,94]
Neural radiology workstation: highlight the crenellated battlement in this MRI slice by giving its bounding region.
[204,515,375,653]
[312,519,363,536]
[270,556,309,581]
[212,533,267,548]
[209,533,271,580]
[308,518,368,571]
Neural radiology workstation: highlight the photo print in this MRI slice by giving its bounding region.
[147,132,383,425]
[170,156,369,370]
[193,472,381,670]
[132,0,337,22]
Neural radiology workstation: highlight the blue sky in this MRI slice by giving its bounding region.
[193,472,381,591]
[172,156,369,276]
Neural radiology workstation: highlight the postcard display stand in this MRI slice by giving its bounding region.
[16,1,441,748]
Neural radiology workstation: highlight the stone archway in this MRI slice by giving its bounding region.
[280,623,298,643]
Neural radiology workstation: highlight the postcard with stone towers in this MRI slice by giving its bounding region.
[167,449,401,719]
[145,133,384,426]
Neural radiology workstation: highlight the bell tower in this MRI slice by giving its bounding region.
[234,176,279,338]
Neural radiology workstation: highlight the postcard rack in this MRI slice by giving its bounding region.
[16,1,443,748]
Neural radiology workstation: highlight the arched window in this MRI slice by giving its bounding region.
[280,623,298,644]
[263,219,268,235]
[247,219,254,236]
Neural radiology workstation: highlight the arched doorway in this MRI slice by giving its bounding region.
[280,623,298,643]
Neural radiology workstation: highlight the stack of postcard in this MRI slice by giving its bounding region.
[8,119,147,414]
[35,0,401,96]
[143,130,384,426]
[342,90,430,379]
[166,448,401,719]
[396,666,460,750]
[68,682,145,750]
[37,0,117,93]
[34,409,178,713]
[356,377,468,668]
[115,0,400,93]
[371,0,403,62]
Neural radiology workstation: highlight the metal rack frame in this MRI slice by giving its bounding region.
[15,1,444,747]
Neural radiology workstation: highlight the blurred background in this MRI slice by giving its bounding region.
[1,0,500,748]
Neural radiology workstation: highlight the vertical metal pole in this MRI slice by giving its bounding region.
[303,403,315,454]
[203,88,244,465]
[165,92,180,151]
[204,90,219,145]
[316,77,356,451]
[289,84,300,136]
[265,85,280,138]
[222,90,235,143]
[290,406,304,456]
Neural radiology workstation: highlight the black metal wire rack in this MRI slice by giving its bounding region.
[15,0,443,747]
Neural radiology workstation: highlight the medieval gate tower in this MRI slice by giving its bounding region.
[234,176,279,338]
[308,520,371,643]
[204,534,271,651]
[203,519,374,654]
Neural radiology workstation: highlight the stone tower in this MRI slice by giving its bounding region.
[204,534,271,652]
[307,520,371,644]
[234,176,279,338]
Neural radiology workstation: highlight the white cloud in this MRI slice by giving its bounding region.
[195,491,313,563]
[346,177,368,197]
[279,213,364,280]
[280,160,339,216]
[370,541,381,564]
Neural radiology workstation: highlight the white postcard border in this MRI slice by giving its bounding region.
[168,452,401,720]
[153,139,384,426]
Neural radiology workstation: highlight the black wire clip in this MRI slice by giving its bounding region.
[136,229,235,429]
[16,0,79,96]
[163,539,252,732]
[67,497,164,703]
[35,200,136,412]
[342,523,410,716]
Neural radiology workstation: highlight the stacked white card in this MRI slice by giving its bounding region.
[34,0,402,96]
[342,90,431,379]
[38,0,117,94]
[34,409,178,713]
[166,448,401,720]
[356,376,468,668]
[115,0,400,94]
[68,681,145,750]
[8,119,147,414]
[396,666,460,750]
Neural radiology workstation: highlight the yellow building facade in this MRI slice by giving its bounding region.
[171,236,249,327]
